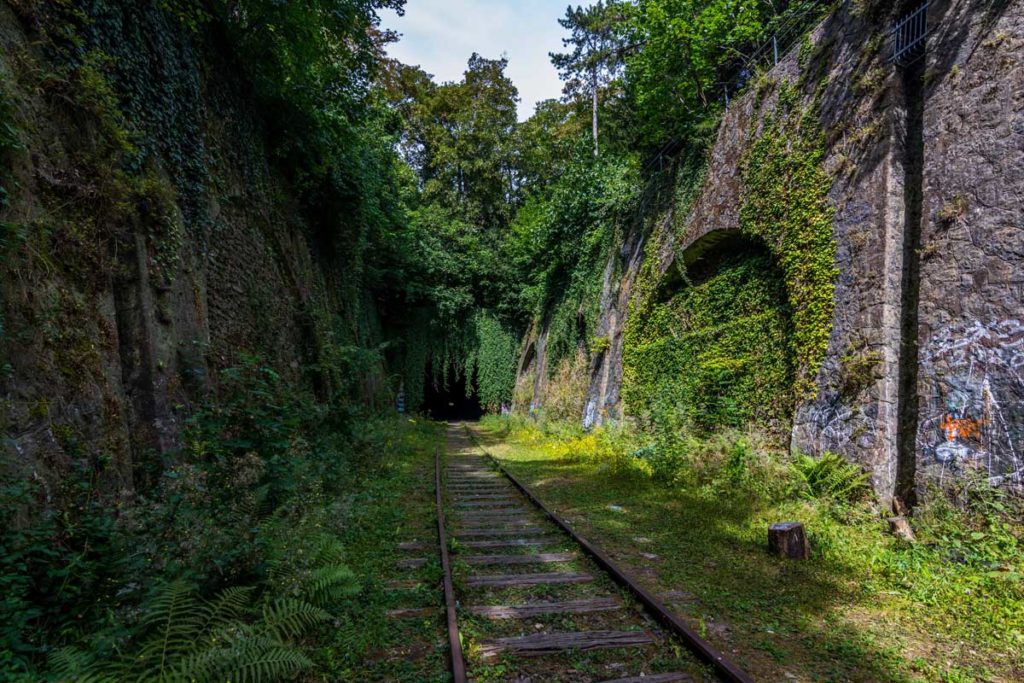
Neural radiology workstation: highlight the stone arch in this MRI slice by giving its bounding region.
[626,228,797,435]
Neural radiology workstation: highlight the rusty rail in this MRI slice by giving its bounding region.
[471,430,754,683]
[435,450,468,683]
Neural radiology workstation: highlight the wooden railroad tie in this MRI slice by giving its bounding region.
[397,541,431,551]
[478,630,654,659]
[396,557,428,569]
[457,508,531,518]
[468,597,620,619]
[465,571,593,587]
[457,538,547,549]
[455,527,552,538]
[463,552,576,565]
[597,673,693,683]
[386,607,435,619]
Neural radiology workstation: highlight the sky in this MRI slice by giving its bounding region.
[380,0,570,121]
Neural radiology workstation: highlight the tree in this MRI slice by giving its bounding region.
[391,54,519,232]
[550,2,626,156]
[621,0,772,147]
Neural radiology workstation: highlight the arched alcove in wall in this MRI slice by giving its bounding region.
[625,230,797,436]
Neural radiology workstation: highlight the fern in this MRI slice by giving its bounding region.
[794,451,872,503]
[261,598,330,640]
[230,646,314,683]
[306,564,360,606]
[61,582,319,683]
[263,524,360,608]
[48,647,112,683]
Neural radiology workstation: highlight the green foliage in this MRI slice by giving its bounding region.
[793,451,872,502]
[0,355,406,679]
[508,144,640,369]
[0,71,22,212]
[550,1,627,155]
[739,82,837,396]
[49,581,321,682]
[471,313,518,410]
[624,249,796,442]
[0,461,123,676]
[620,0,770,146]
[480,418,1024,681]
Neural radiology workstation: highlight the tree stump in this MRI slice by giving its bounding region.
[768,522,810,559]
[888,516,916,542]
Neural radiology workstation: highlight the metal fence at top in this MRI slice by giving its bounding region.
[890,2,931,65]
[721,0,834,106]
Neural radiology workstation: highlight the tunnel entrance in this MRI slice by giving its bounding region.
[423,362,484,421]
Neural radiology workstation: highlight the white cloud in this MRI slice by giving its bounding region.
[381,0,569,120]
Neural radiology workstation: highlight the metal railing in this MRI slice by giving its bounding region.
[722,0,834,105]
[890,2,930,65]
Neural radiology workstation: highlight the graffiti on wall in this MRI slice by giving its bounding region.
[919,319,1024,485]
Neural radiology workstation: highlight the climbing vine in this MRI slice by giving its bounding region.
[621,85,835,442]
[739,82,837,397]
[624,248,795,438]
[471,313,518,410]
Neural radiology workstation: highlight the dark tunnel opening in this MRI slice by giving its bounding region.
[423,362,484,421]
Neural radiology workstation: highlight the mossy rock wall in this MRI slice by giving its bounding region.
[0,3,387,497]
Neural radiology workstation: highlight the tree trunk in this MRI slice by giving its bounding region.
[591,67,599,157]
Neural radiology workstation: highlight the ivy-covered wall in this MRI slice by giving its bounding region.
[0,2,390,498]
[513,0,1024,502]
[623,246,795,436]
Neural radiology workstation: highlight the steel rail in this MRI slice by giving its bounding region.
[471,431,754,683]
[435,450,468,683]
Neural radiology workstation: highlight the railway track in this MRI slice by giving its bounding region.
[409,424,755,683]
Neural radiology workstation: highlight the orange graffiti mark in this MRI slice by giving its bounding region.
[940,414,984,442]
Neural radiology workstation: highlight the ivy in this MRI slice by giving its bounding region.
[623,249,795,439]
[470,313,517,411]
[739,82,837,397]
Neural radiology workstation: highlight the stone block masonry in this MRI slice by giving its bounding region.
[513,0,1024,502]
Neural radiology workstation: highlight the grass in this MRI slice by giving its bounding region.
[471,416,1024,682]
[319,417,449,681]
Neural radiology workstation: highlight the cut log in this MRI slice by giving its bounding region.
[478,630,653,659]
[463,552,576,565]
[468,597,619,619]
[768,521,810,559]
[888,516,916,542]
[465,571,593,587]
